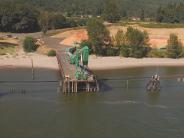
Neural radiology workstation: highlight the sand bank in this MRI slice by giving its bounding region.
[89,56,184,70]
[0,53,58,70]
[1,53,184,71]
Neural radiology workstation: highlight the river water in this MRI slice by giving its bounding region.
[0,67,184,138]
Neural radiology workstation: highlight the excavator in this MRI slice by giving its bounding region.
[66,43,93,80]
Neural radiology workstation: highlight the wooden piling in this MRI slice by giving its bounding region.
[76,81,78,93]
[71,81,73,93]
[126,80,129,90]
[31,59,34,80]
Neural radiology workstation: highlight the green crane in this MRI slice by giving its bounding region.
[67,46,89,80]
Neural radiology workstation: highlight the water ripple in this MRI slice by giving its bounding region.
[97,100,169,109]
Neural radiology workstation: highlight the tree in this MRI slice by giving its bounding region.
[112,29,124,46]
[49,12,67,29]
[0,3,39,33]
[38,11,50,34]
[120,27,150,58]
[166,34,183,58]
[23,37,37,52]
[140,9,145,21]
[103,0,121,23]
[156,6,164,22]
[87,18,110,55]
[155,3,184,23]
[125,27,149,47]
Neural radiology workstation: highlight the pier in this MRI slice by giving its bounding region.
[56,49,99,93]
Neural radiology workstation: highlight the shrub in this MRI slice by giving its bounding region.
[120,45,130,57]
[23,37,37,52]
[106,47,119,56]
[129,46,150,58]
[166,34,183,58]
[112,29,124,46]
[148,49,166,58]
[47,50,56,57]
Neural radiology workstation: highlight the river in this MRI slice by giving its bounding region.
[0,67,184,138]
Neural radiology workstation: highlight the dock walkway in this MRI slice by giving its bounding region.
[44,36,99,93]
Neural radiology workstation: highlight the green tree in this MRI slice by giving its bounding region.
[0,3,39,33]
[112,29,125,47]
[49,12,67,29]
[38,11,50,34]
[120,45,130,57]
[125,27,149,46]
[87,18,110,55]
[156,6,164,22]
[103,0,121,23]
[166,34,183,58]
[120,27,150,58]
[23,37,37,52]
[140,9,145,21]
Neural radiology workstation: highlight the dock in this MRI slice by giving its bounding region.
[42,36,99,93]
[56,49,99,93]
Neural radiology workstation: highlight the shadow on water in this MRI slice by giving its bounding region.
[98,80,113,92]
[147,91,160,104]
[0,92,9,98]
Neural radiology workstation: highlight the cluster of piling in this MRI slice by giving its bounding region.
[61,80,99,93]
[9,88,26,94]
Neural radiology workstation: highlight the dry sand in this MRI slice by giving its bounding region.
[1,53,184,71]
[89,56,184,70]
[0,53,58,70]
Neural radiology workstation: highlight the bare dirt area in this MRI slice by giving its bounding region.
[52,25,184,48]
[52,29,88,46]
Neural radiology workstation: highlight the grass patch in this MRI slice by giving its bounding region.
[120,21,139,26]
[140,23,184,28]
[0,45,16,55]
[120,21,184,28]
[147,49,166,58]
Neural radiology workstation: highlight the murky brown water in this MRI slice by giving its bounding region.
[0,67,184,138]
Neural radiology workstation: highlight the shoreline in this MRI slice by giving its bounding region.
[1,54,184,71]
[89,56,184,70]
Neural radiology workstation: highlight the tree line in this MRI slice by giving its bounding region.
[1,0,184,33]
[0,2,88,33]
[156,2,184,23]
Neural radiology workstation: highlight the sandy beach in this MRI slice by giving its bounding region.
[1,54,184,71]
[89,56,184,70]
[0,53,58,70]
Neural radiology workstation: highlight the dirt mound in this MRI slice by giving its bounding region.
[60,30,88,46]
